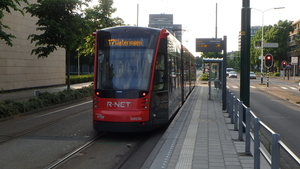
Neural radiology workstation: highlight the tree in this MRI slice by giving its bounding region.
[78,0,124,57]
[25,0,92,89]
[250,20,293,72]
[0,0,29,46]
[227,51,240,72]
[195,56,202,69]
[201,52,222,58]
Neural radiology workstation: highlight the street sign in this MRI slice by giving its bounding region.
[291,57,298,65]
[263,43,278,48]
[195,38,223,52]
[254,41,262,49]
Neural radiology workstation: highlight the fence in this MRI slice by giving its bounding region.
[226,88,300,169]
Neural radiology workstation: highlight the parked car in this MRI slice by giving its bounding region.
[250,72,256,79]
[228,71,237,78]
[226,68,234,76]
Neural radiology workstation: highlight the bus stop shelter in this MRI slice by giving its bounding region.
[203,58,223,100]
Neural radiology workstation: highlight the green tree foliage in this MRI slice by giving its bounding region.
[0,0,29,46]
[25,0,91,58]
[227,51,240,72]
[250,20,293,72]
[78,0,124,57]
[195,56,202,69]
[201,52,222,58]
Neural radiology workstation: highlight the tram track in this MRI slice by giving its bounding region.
[0,100,92,144]
[46,132,106,169]
[0,100,100,169]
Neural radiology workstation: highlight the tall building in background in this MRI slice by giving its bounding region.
[148,14,182,42]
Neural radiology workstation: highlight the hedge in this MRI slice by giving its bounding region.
[0,86,93,118]
[69,74,94,84]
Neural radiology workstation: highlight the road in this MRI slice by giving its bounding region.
[226,76,300,158]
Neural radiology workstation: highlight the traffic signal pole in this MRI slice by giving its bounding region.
[265,54,273,87]
[267,69,269,87]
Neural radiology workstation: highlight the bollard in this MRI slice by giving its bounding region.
[34,90,40,96]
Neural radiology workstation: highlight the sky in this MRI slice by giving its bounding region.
[90,0,299,56]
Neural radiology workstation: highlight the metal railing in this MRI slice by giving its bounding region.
[226,88,300,169]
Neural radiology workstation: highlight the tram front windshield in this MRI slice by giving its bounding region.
[96,31,159,91]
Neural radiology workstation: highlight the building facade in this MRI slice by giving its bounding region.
[0,0,65,91]
[148,14,182,42]
[288,19,300,75]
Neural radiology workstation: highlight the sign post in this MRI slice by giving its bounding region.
[291,57,298,81]
[195,38,226,108]
[281,61,287,79]
[195,38,223,52]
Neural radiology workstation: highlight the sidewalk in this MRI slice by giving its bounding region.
[142,85,268,169]
[0,82,92,102]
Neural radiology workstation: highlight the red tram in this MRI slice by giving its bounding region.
[93,26,196,132]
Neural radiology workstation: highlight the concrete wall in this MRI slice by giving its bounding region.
[0,0,65,91]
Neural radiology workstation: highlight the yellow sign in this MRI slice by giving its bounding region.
[108,39,143,46]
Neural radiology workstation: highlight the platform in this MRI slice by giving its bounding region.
[142,85,256,169]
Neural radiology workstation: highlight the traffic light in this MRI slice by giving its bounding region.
[265,54,273,68]
[281,61,287,69]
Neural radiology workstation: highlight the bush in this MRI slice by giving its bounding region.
[0,85,93,119]
[69,75,93,84]
[199,73,209,81]
[0,100,24,118]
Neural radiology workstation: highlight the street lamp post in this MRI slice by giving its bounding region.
[252,7,284,85]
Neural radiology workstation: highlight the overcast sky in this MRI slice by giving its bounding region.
[90,0,299,56]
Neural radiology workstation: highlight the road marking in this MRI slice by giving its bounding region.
[232,86,238,88]
[250,86,256,89]
[281,87,288,90]
[290,87,297,90]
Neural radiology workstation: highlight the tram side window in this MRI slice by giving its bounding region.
[154,54,165,90]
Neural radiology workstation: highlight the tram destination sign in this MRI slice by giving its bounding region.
[196,38,223,52]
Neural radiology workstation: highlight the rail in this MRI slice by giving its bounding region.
[226,88,300,169]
